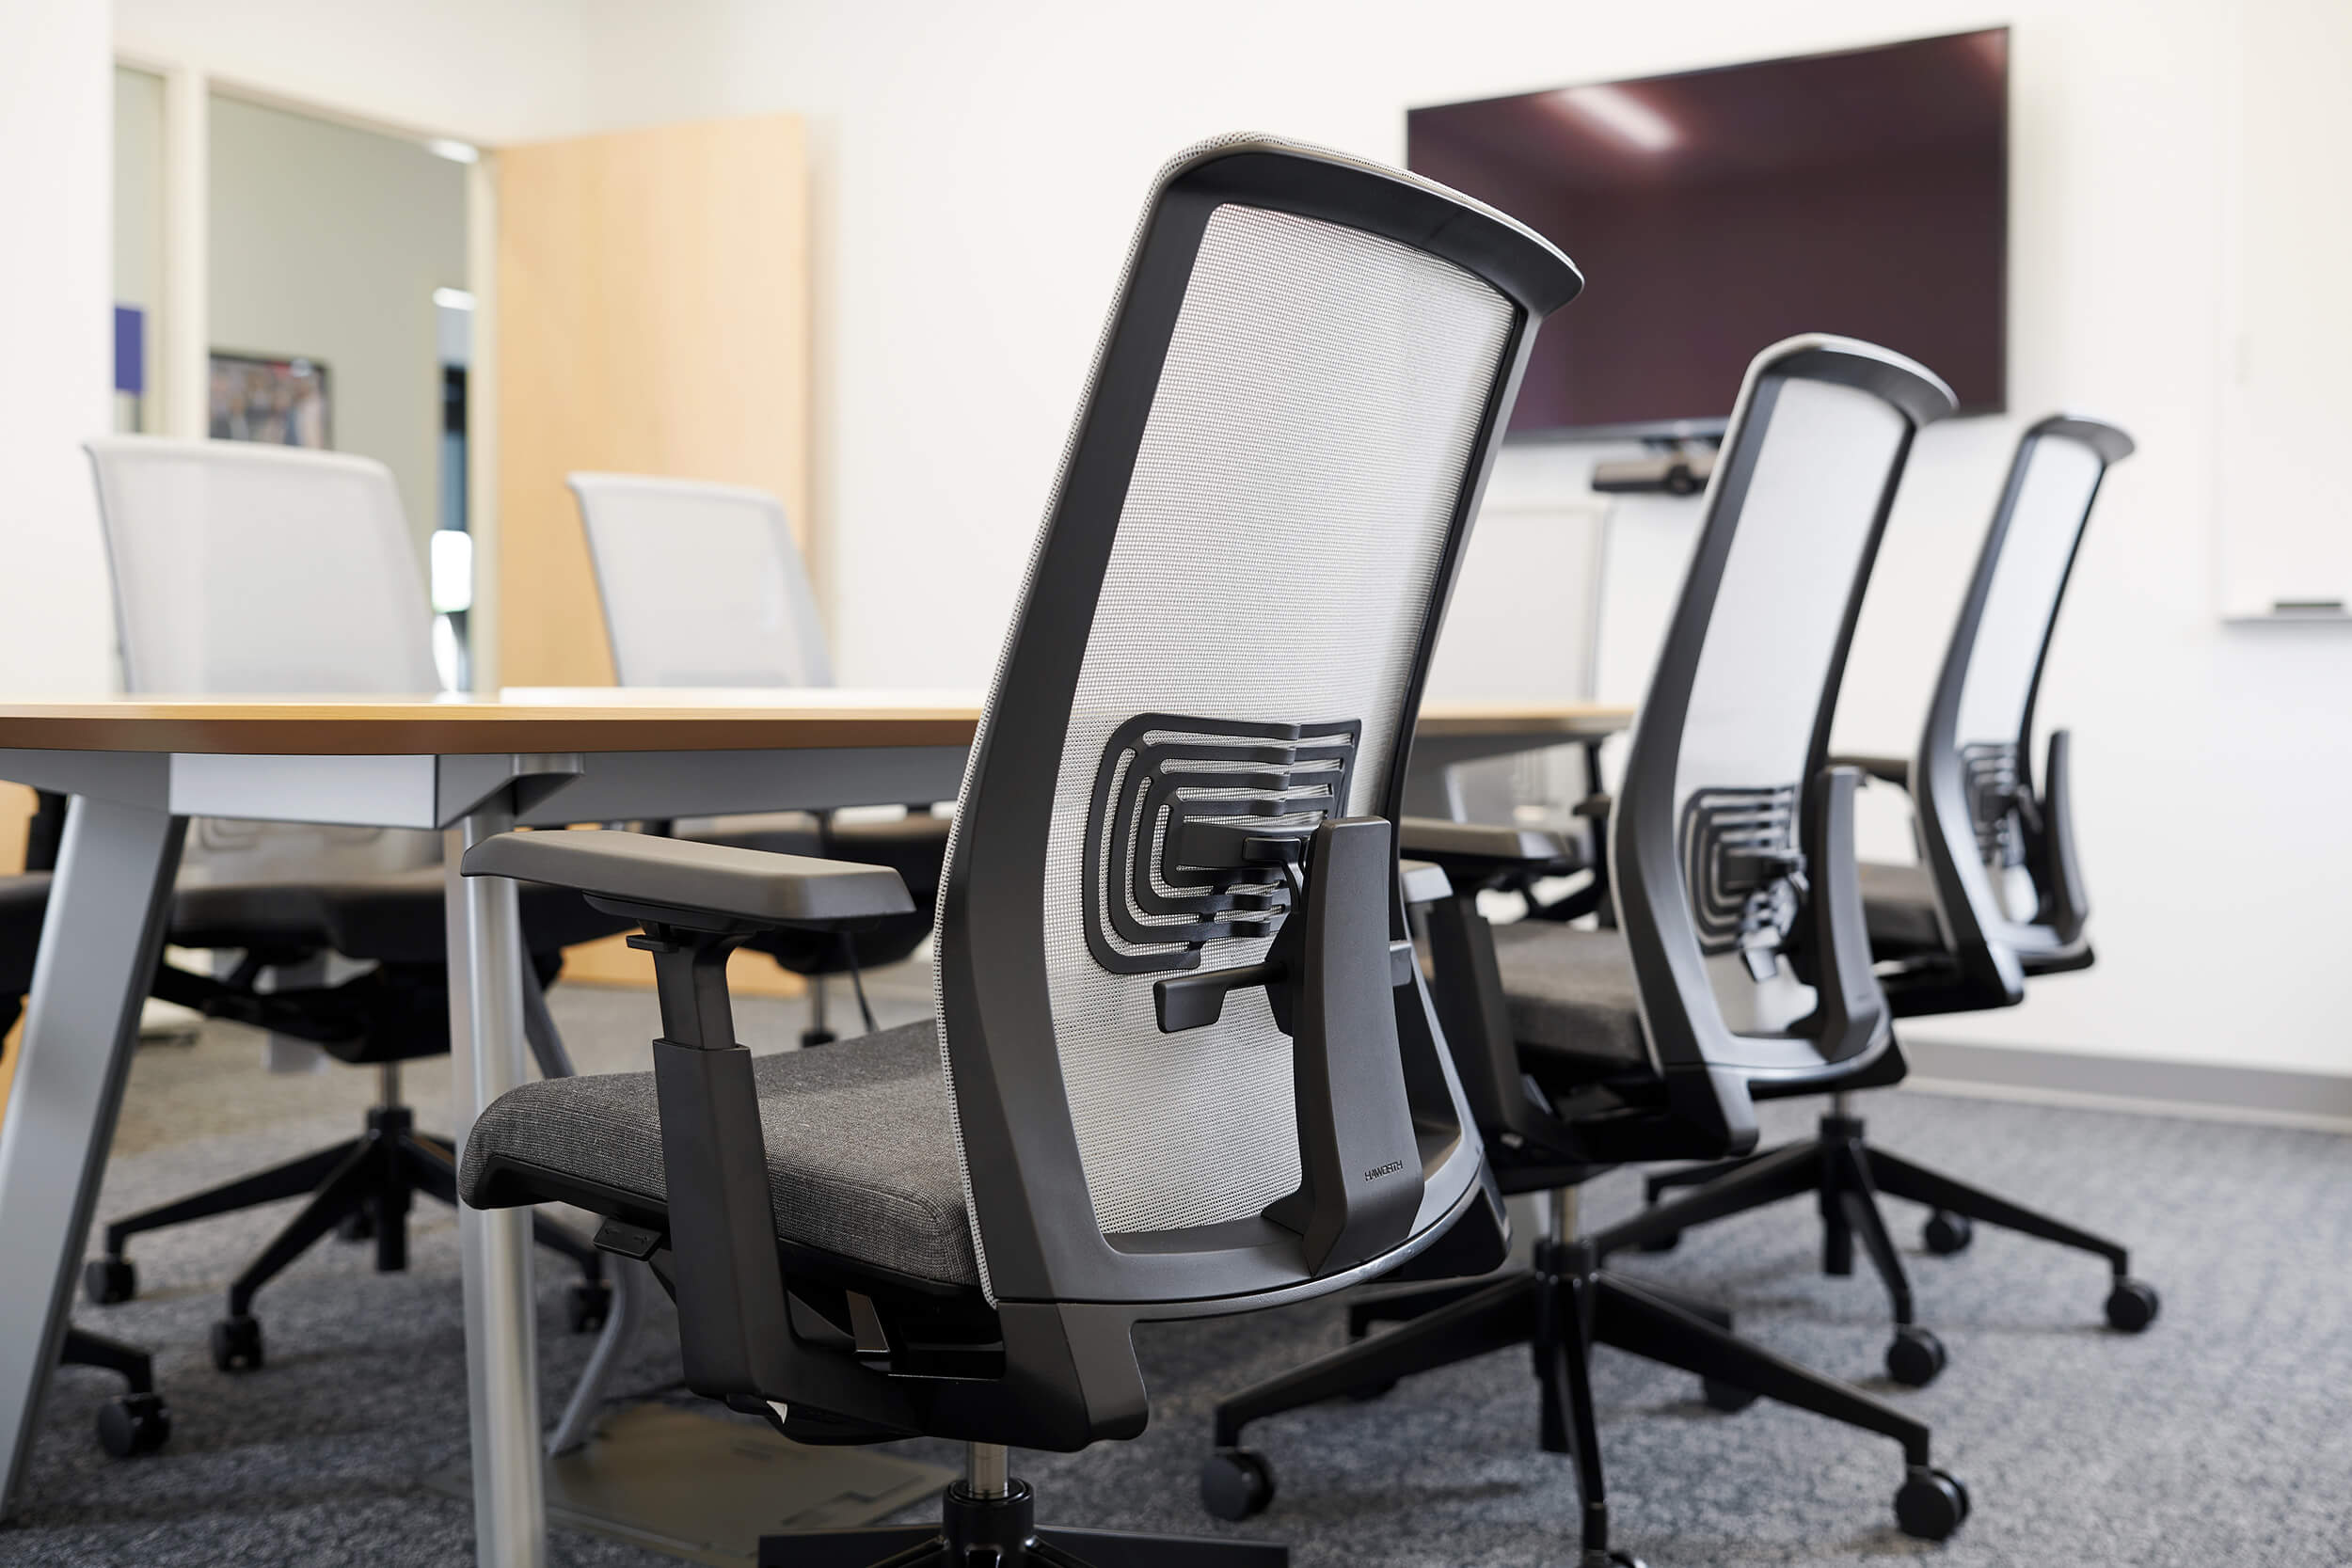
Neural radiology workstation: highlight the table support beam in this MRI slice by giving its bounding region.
[0,798,184,1518]
[447,800,544,1568]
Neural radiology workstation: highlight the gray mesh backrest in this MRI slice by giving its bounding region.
[1952,436,2103,750]
[936,144,1538,1275]
[1640,340,1947,1036]
[85,437,437,694]
[569,473,832,688]
[85,436,440,879]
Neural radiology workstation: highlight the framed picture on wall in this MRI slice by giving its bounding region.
[209,351,332,449]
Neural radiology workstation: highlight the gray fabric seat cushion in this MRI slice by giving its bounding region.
[1859,861,1946,956]
[1488,922,1651,1074]
[459,1018,977,1288]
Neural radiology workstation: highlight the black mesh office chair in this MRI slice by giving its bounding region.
[1613,416,2157,1377]
[570,472,950,1046]
[1205,337,1974,1563]
[455,134,1580,1567]
[72,437,628,1376]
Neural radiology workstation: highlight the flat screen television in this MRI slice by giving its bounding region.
[1408,29,2008,440]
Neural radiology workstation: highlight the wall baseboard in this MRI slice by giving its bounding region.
[1900,1038,2352,1134]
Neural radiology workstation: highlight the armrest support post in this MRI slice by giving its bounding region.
[1260,817,1424,1275]
[634,924,793,1402]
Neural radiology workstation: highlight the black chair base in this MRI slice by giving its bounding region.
[1598,1105,2159,1383]
[87,1097,606,1370]
[60,1326,169,1458]
[761,1478,1287,1567]
[1204,1236,1966,1558]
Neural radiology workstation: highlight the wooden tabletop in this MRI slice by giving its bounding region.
[0,689,1632,756]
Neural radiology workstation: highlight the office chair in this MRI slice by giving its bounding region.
[1614,416,2156,1377]
[1205,336,1973,1561]
[570,471,949,1045]
[455,133,1580,1567]
[73,437,628,1373]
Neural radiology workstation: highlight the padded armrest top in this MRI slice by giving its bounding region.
[1398,859,1453,906]
[1398,817,1579,869]
[1830,753,1911,787]
[462,829,914,928]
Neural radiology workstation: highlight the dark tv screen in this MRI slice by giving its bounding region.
[1408,29,2008,438]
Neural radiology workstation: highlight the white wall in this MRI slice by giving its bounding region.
[564,0,2352,1081]
[0,0,119,693]
[112,0,595,146]
[112,64,163,435]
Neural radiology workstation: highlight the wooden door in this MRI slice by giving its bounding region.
[493,114,811,688]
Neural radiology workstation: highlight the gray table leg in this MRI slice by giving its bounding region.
[0,798,184,1519]
[446,801,545,1568]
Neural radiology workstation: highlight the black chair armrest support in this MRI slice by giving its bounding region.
[1829,752,1911,789]
[1798,765,1889,1066]
[460,829,914,935]
[632,926,798,1402]
[2031,729,2090,945]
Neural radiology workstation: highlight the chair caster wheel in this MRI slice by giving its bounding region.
[83,1258,135,1307]
[96,1391,169,1457]
[1922,1211,1973,1255]
[1701,1377,1759,1413]
[1885,1324,1947,1387]
[1580,1553,1648,1568]
[337,1207,375,1243]
[799,1028,836,1048]
[1200,1448,1275,1521]
[1895,1466,1969,1540]
[211,1314,263,1372]
[2105,1278,2160,1333]
[567,1280,612,1334]
[1636,1227,1681,1254]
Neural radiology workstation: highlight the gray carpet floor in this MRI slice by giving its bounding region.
[8,963,2349,1566]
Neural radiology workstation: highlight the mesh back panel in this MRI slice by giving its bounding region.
[1028,204,1512,1235]
[1955,436,2102,748]
[1677,379,1905,816]
[571,475,832,688]
[1671,377,1904,1022]
[87,439,437,694]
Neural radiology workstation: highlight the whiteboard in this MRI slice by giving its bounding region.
[2217,0,2352,618]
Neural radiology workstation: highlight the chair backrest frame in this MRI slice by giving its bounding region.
[1911,414,2133,1001]
[1611,337,1956,1150]
[931,136,1582,1314]
[569,472,834,689]
[83,436,439,696]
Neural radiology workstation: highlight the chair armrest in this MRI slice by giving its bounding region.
[1398,817,1580,870]
[461,829,914,932]
[1829,753,1910,788]
[1399,859,1453,907]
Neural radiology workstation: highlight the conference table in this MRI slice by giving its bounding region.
[0,687,1629,1563]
